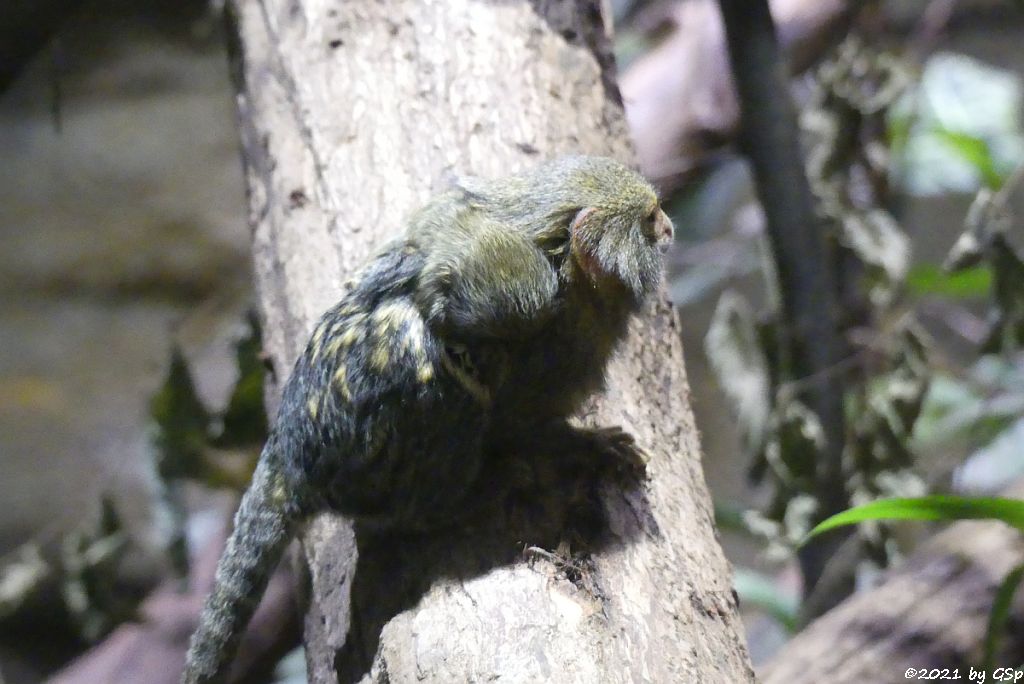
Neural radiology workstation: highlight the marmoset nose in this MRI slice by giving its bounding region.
[655,208,674,243]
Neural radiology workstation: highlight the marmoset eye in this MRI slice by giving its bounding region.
[640,206,659,239]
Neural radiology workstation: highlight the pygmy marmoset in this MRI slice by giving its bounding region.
[182,155,674,683]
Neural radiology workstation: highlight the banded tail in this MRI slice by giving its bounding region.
[182,447,298,684]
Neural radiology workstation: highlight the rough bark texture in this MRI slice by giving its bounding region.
[761,491,1024,684]
[228,1,753,682]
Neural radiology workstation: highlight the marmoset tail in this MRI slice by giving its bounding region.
[182,155,673,683]
[182,442,299,682]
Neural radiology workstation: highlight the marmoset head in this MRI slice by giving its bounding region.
[556,156,673,302]
[463,155,673,303]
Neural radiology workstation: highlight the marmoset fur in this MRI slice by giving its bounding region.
[182,155,673,683]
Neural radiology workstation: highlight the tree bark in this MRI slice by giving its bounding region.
[227,1,753,682]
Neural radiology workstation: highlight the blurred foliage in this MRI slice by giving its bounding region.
[805,37,912,307]
[665,161,765,307]
[915,367,1022,449]
[709,36,929,571]
[0,545,49,623]
[918,165,1024,495]
[905,263,992,299]
[147,311,268,577]
[705,292,771,460]
[956,416,1024,492]
[59,497,134,642]
[213,310,269,449]
[611,0,676,70]
[934,129,1005,190]
[985,563,1024,673]
[807,492,1024,669]
[150,312,267,488]
[732,567,799,633]
[947,180,1024,354]
[891,53,1024,195]
[0,497,134,644]
[150,347,211,482]
[0,311,274,643]
[706,35,1024,625]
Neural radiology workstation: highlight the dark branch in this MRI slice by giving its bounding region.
[716,0,851,612]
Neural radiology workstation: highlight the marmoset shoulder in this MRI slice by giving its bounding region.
[182,155,673,683]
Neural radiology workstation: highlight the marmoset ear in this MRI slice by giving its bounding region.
[568,207,604,281]
[570,207,596,235]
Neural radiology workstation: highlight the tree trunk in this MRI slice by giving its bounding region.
[226,1,753,682]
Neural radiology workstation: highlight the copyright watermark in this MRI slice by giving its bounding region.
[904,667,1024,682]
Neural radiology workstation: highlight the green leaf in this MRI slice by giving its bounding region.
[906,263,993,299]
[150,346,211,479]
[805,495,1024,540]
[213,311,268,449]
[934,128,1004,189]
[891,53,1024,196]
[984,563,1024,672]
[887,110,913,155]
